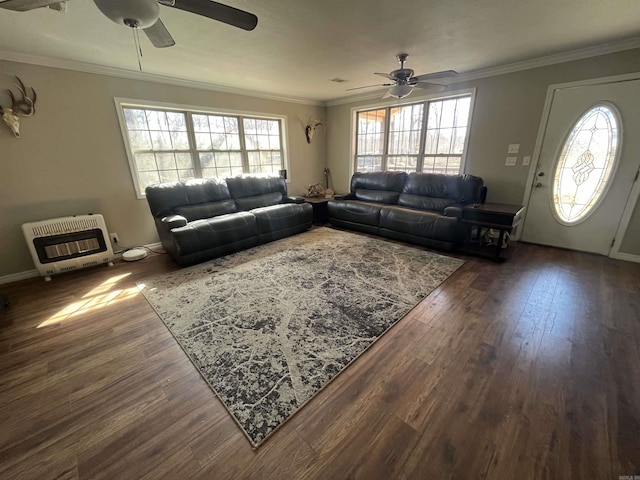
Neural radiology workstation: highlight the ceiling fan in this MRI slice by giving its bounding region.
[0,0,258,48]
[347,53,457,99]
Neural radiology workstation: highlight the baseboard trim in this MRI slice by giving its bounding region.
[0,242,166,286]
[0,269,39,285]
[610,251,640,264]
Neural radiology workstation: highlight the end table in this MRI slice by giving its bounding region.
[461,203,525,261]
[304,196,332,225]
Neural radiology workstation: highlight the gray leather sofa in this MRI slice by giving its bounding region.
[328,171,484,251]
[145,175,313,266]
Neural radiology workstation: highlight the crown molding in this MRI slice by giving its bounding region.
[2,35,640,109]
[0,50,324,107]
[325,36,640,107]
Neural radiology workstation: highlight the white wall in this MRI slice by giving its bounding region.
[0,61,326,278]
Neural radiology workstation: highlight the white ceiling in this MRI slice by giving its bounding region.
[1,0,640,103]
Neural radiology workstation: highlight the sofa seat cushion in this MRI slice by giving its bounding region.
[379,206,458,242]
[250,203,313,234]
[170,211,257,256]
[174,199,237,221]
[327,200,384,226]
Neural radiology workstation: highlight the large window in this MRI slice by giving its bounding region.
[355,94,472,175]
[117,102,286,197]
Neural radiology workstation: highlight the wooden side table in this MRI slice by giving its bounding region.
[461,203,525,261]
[304,196,332,225]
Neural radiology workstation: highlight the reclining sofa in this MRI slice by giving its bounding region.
[328,171,484,251]
[145,175,313,266]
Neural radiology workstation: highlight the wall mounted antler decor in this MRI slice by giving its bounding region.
[305,117,325,144]
[0,77,37,139]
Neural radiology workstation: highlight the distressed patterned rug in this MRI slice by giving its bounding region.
[138,227,463,447]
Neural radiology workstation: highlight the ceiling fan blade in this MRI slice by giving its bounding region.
[381,90,393,99]
[412,70,458,82]
[346,83,390,92]
[414,81,447,92]
[144,19,176,48]
[170,0,258,31]
[374,72,395,80]
[0,0,62,11]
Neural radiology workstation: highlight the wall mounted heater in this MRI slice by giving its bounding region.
[22,214,114,281]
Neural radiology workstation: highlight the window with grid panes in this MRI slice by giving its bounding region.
[354,94,472,175]
[119,105,286,197]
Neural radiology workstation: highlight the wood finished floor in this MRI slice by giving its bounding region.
[1,236,639,479]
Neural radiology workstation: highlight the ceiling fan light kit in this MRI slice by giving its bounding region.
[94,0,160,29]
[347,53,458,100]
[389,84,413,99]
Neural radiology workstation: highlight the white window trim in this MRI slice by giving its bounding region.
[114,97,290,199]
[348,87,477,180]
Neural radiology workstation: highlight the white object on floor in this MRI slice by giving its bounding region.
[122,248,148,262]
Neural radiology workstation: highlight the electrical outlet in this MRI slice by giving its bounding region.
[523,156,531,166]
[110,232,119,244]
[505,156,517,166]
[508,143,520,154]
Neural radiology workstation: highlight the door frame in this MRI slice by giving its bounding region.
[520,72,640,263]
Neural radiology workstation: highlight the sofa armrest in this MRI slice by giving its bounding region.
[162,214,188,229]
[444,206,463,218]
[282,195,305,204]
[334,193,355,200]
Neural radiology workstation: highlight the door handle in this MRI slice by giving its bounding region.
[535,182,543,188]
[537,172,545,177]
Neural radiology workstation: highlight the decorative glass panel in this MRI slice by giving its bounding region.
[552,103,620,225]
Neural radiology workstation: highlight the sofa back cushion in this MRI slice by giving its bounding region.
[175,200,237,222]
[145,177,234,218]
[226,174,287,210]
[351,171,408,205]
[398,173,484,212]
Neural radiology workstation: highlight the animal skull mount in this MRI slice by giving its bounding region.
[0,77,37,139]
[305,118,325,144]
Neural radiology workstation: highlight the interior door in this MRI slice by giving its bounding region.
[522,79,640,255]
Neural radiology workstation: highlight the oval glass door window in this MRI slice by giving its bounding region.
[551,103,621,225]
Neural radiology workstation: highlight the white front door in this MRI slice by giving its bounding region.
[522,79,640,255]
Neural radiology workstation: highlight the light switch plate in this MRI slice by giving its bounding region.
[505,156,517,166]
[508,144,520,154]
[523,156,531,166]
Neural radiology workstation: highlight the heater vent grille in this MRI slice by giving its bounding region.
[30,217,101,237]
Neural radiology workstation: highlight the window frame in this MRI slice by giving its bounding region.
[114,98,290,199]
[350,88,476,178]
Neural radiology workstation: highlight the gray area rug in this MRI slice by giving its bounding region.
[139,227,464,447]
